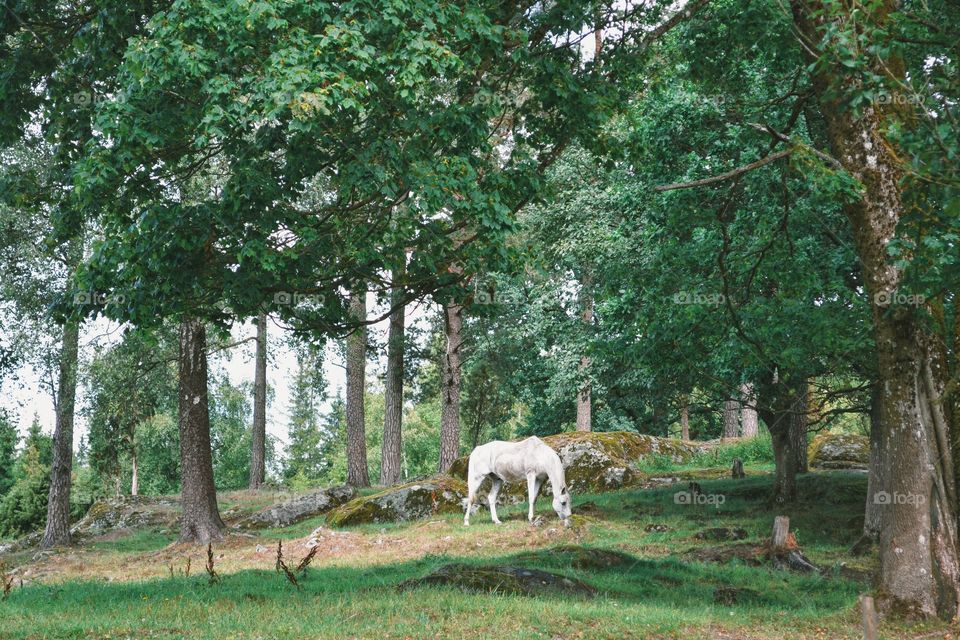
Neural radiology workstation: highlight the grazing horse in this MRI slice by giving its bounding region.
[463,436,572,526]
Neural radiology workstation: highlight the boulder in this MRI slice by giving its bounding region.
[808,433,870,470]
[449,431,704,496]
[235,485,355,529]
[399,563,596,598]
[326,476,466,527]
[70,495,180,537]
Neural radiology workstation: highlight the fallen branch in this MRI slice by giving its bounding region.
[654,149,793,192]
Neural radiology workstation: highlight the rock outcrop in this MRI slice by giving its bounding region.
[326,476,466,527]
[236,485,355,529]
[808,433,870,470]
[449,431,704,495]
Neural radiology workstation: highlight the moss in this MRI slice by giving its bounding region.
[808,433,870,469]
[399,563,596,598]
[515,545,636,570]
[326,476,467,527]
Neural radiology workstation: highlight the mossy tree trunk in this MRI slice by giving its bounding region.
[792,0,960,616]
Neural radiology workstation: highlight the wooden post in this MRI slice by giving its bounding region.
[771,516,790,549]
[859,594,878,640]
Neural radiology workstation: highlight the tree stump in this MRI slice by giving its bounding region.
[859,594,878,640]
[731,458,745,479]
[771,516,790,548]
[768,515,818,573]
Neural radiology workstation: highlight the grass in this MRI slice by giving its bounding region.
[0,470,954,639]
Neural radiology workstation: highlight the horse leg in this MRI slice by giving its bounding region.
[464,475,479,526]
[527,473,542,522]
[488,477,503,525]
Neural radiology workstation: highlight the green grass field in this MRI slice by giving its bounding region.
[1,472,956,639]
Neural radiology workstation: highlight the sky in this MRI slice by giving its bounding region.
[0,293,436,451]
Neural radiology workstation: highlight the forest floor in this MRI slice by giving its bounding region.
[1,470,958,639]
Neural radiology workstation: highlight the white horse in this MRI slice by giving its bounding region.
[463,436,572,526]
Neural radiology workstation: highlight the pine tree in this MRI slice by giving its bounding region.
[0,410,18,497]
[284,350,330,485]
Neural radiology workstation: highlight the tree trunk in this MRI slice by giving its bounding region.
[770,426,798,504]
[576,276,594,432]
[438,302,463,472]
[131,448,139,497]
[740,383,759,438]
[792,0,960,616]
[177,317,225,544]
[40,319,80,549]
[345,290,370,487]
[791,384,809,474]
[680,395,690,440]
[380,271,405,486]
[757,375,806,504]
[249,312,267,490]
[722,399,740,440]
[863,381,885,540]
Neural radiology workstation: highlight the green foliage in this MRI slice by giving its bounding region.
[0,409,18,497]
[0,418,52,537]
[132,413,181,496]
[283,347,334,485]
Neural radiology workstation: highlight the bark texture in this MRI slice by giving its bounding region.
[863,381,886,540]
[791,387,809,474]
[680,396,690,440]
[346,290,370,487]
[177,317,225,543]
[757,376,807,504]
[249,312,267,490]
[131,450,139,497]
[438,302,463,472]
[740,383,759,438]
[722,399,740,439]
[576,276,594,432]
[792,0,960,617]
[40,319,80,549]
[380,272,406,486]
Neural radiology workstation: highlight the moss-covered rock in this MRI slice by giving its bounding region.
[235,485,355,529]
[399,563,596,598]
[326,476,466,527]
[808,433,870,470]
[515,545,636,570]
[449,431,704,496]
[70,495,181,537]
